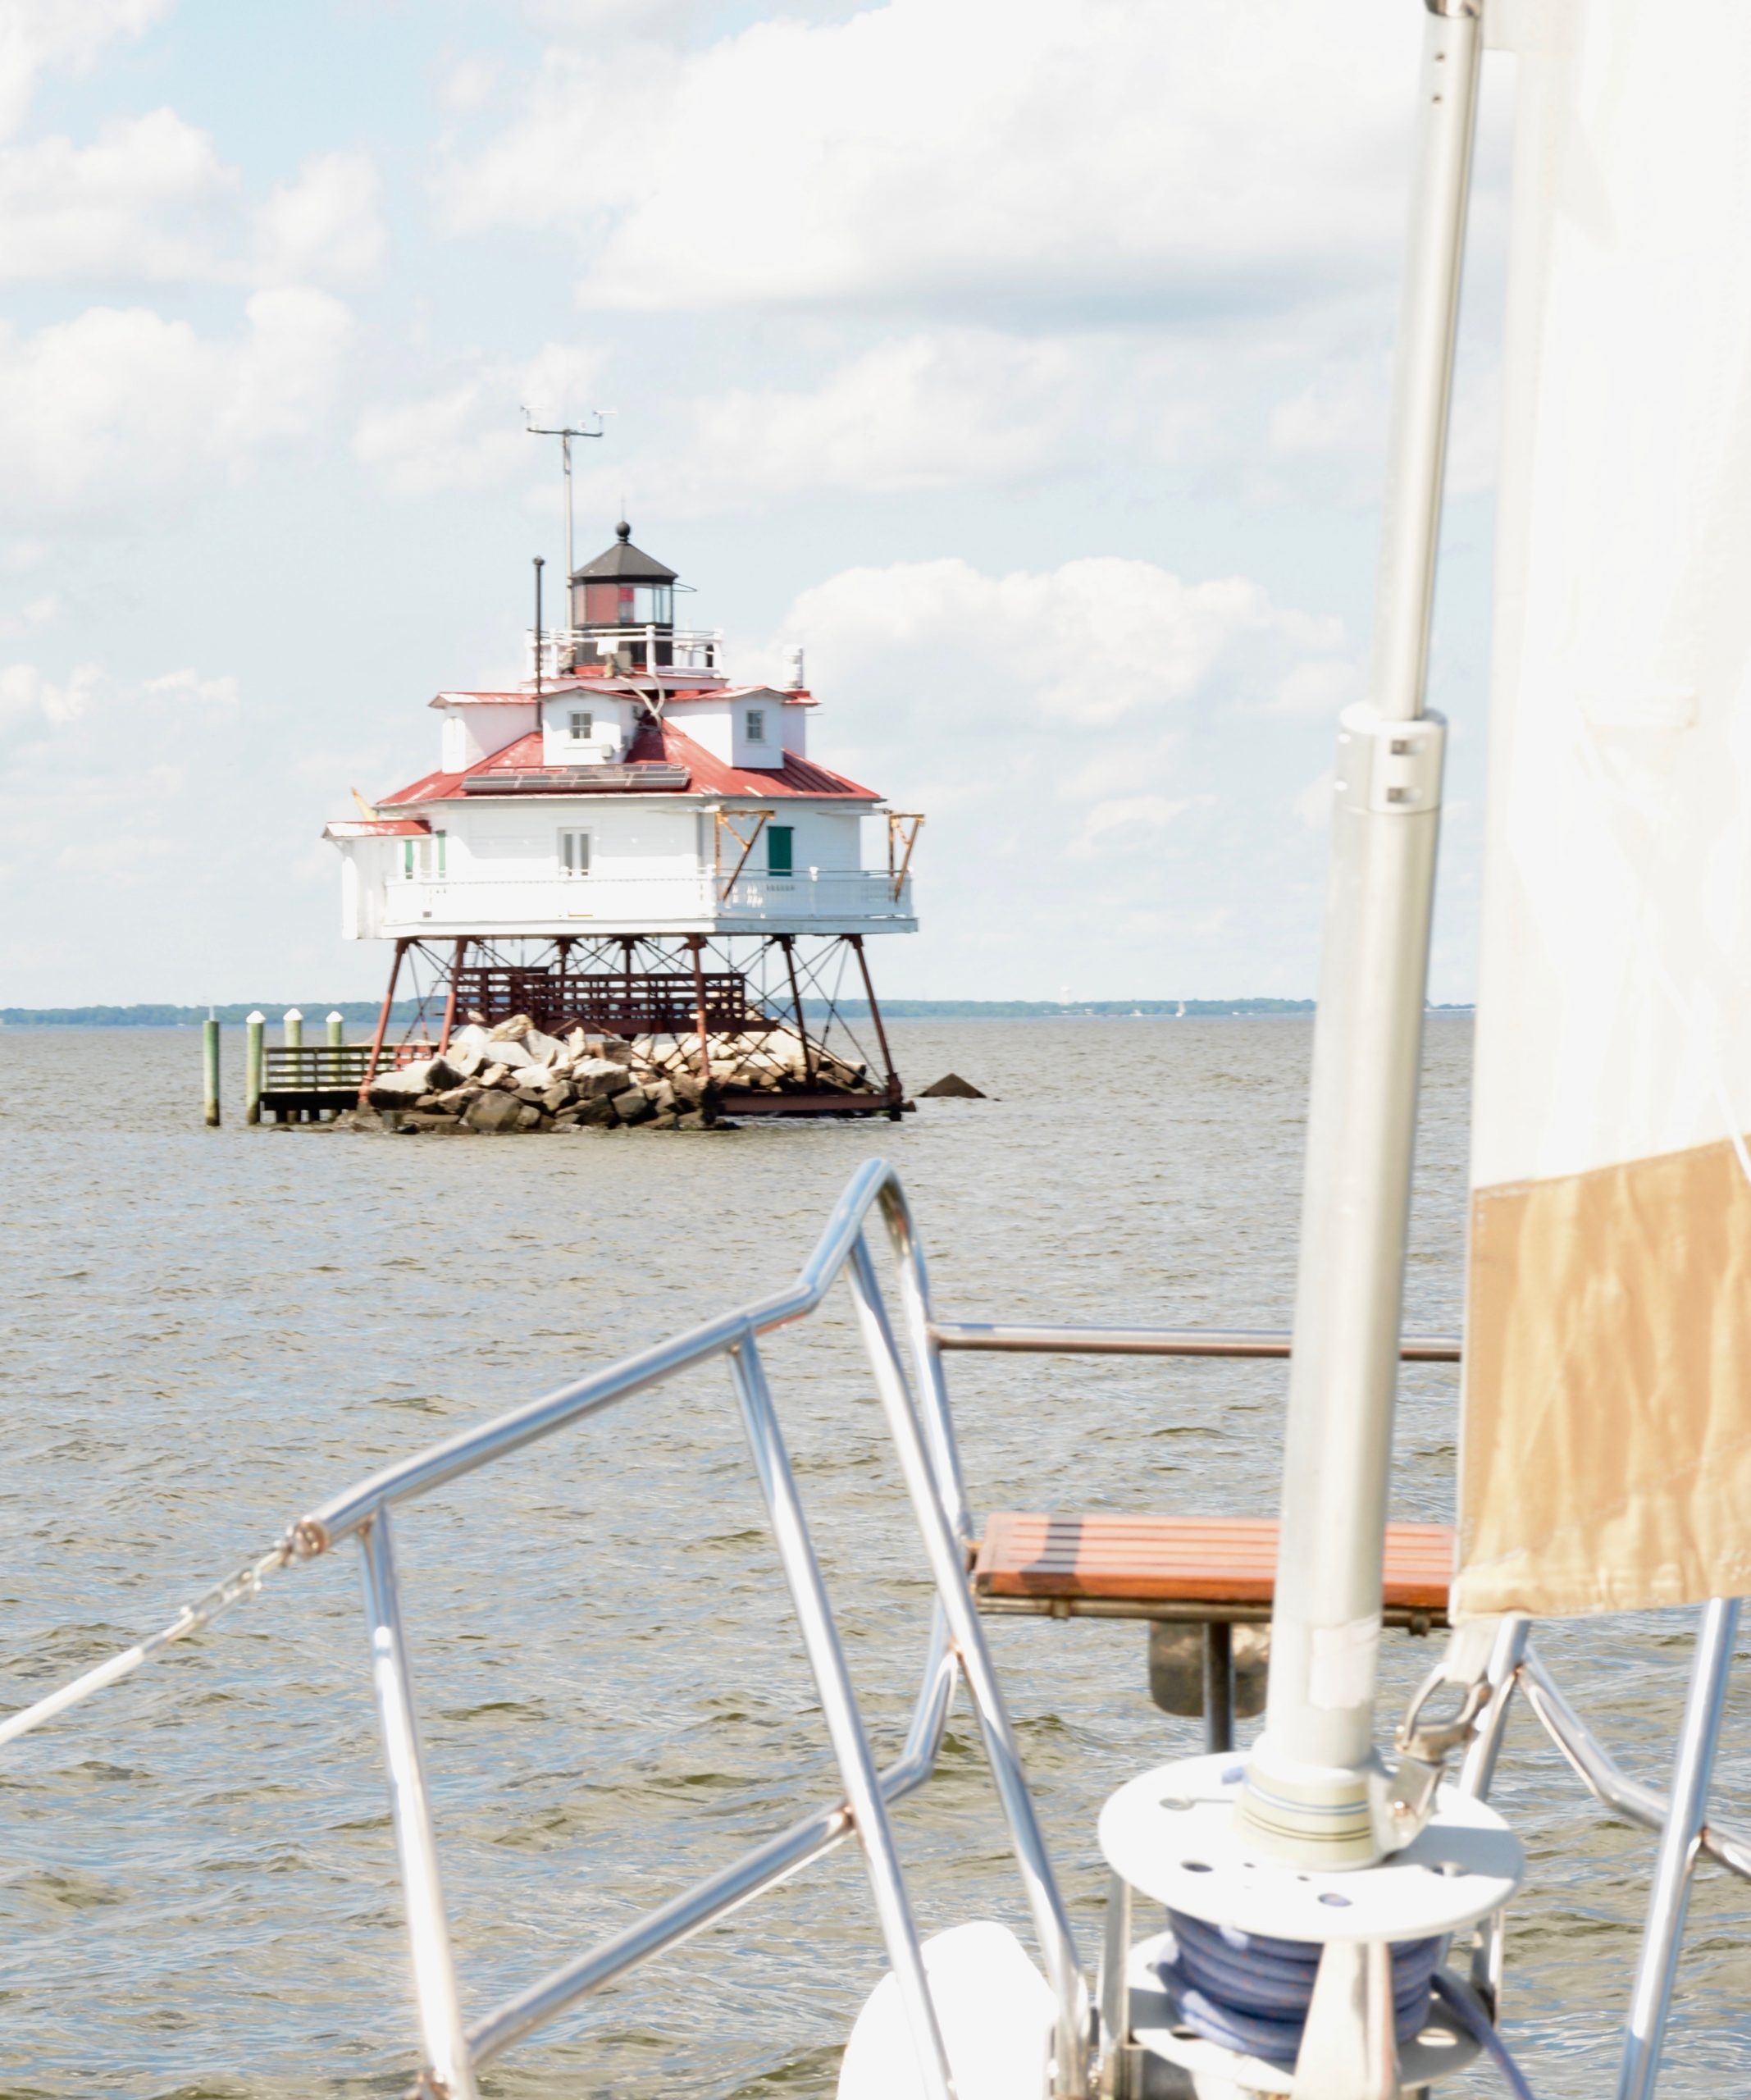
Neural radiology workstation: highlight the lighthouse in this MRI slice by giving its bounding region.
[324,523,922,1116]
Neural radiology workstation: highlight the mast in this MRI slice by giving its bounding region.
[1238,0,1481,1870]
[525,411,605,655]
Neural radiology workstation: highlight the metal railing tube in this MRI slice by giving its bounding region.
[1097,1870,1133,2093]
[304,1162,905,1550]
[726,1331,955,2100]
[878,1182,977,1545]
[467,1800,855,2067]
[928,1321,1461,1361]
[887,1608,960,1794]
[358,1511,479,2100]
[1616,1597,1743,2100]
[469,1621,959,2069]
[1518,1646,1751,1882]
[846,1236,1091,2099]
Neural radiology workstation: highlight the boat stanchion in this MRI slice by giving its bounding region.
[358,1508,479,2100]
[1616,1595,1743,2100]
[1200,1623,1233,1755]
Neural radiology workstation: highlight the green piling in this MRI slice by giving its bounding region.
[245,1011,264,1124]
[284,1007,303,1050]
[203,1015,221,1127]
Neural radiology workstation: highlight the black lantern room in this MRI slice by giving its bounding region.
[569,521,680,669]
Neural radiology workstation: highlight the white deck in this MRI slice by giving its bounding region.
[373,869,915,938]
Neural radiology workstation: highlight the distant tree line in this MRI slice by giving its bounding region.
[0,1002,421,1027]
[0,996,1330,1026]
[0,997,1478,1028]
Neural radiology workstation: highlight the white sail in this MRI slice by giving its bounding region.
[1457,0,1751,1618]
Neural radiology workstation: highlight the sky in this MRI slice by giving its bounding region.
[0,0,1516,1007]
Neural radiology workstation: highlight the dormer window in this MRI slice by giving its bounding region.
[568,710,594,742]
[746,709,766,745]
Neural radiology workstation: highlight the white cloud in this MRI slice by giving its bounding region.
[141,667,239,706]
[541,322,1384,523]
[766,556,1355,728]
[436,54,501,118]
[0,121,390,290]
[0,0,169,141]
[437,0,1423,320]
[0,653,373,998]
[567,330,1084,518]
[0,288,354,525]
[253,150,388,288]
[354,377,528,498]
[0,591,57,637]
[0,656,237,733]
[0,108,235,281]
[353,340,609,499]
[692,332,1076,497]
[0,657,105,726]
[743,556,1355,993]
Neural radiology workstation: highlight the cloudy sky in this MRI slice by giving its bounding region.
[0,0,1513,1006]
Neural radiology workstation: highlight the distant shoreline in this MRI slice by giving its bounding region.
[0,998,1475,1027]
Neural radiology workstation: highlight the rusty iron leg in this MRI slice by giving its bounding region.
[363,939,409,1102]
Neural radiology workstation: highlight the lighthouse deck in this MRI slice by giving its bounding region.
[377,869,915,938]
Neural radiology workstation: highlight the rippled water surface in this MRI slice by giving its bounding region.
[2,1018,1746,2097]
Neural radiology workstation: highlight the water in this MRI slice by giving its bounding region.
[0,1018,1745,2097]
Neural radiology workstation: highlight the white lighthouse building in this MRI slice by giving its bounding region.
[325,523,921,1114]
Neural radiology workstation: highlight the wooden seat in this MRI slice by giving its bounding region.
[973,1513,1452,1630]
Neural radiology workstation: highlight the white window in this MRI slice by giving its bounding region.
[404,834,442,880]
[568,710,593,741]
[746,708,766,744]
[559,829,591,877]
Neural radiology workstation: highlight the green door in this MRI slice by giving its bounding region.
[767,824,794,875]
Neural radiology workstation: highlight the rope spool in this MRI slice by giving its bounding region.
[1154,1910,1443,2065]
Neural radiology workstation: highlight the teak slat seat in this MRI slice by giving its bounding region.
[973,1512,1453,1631]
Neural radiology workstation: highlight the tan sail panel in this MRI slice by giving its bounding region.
[1460,1135,1751,1618]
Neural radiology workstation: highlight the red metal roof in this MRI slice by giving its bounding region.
[634,722,876,799]
[377,722,875,808]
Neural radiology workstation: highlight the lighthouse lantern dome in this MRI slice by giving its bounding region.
[570,520,678,634]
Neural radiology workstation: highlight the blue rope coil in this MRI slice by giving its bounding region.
[1154,1910,1445,2066]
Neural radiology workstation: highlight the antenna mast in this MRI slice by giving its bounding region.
[524,409,607,644]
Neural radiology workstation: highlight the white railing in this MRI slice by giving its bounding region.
[380,870,914,931]
[525,628,727,678]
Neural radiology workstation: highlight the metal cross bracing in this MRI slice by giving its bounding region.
[453,958,755,1037]
[360,932,905,1116]
[294,1157,1089,2100]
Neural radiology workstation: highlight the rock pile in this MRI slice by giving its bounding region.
[360,1013,882,1134]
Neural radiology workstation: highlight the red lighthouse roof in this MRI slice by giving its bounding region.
[376,720,877,809]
